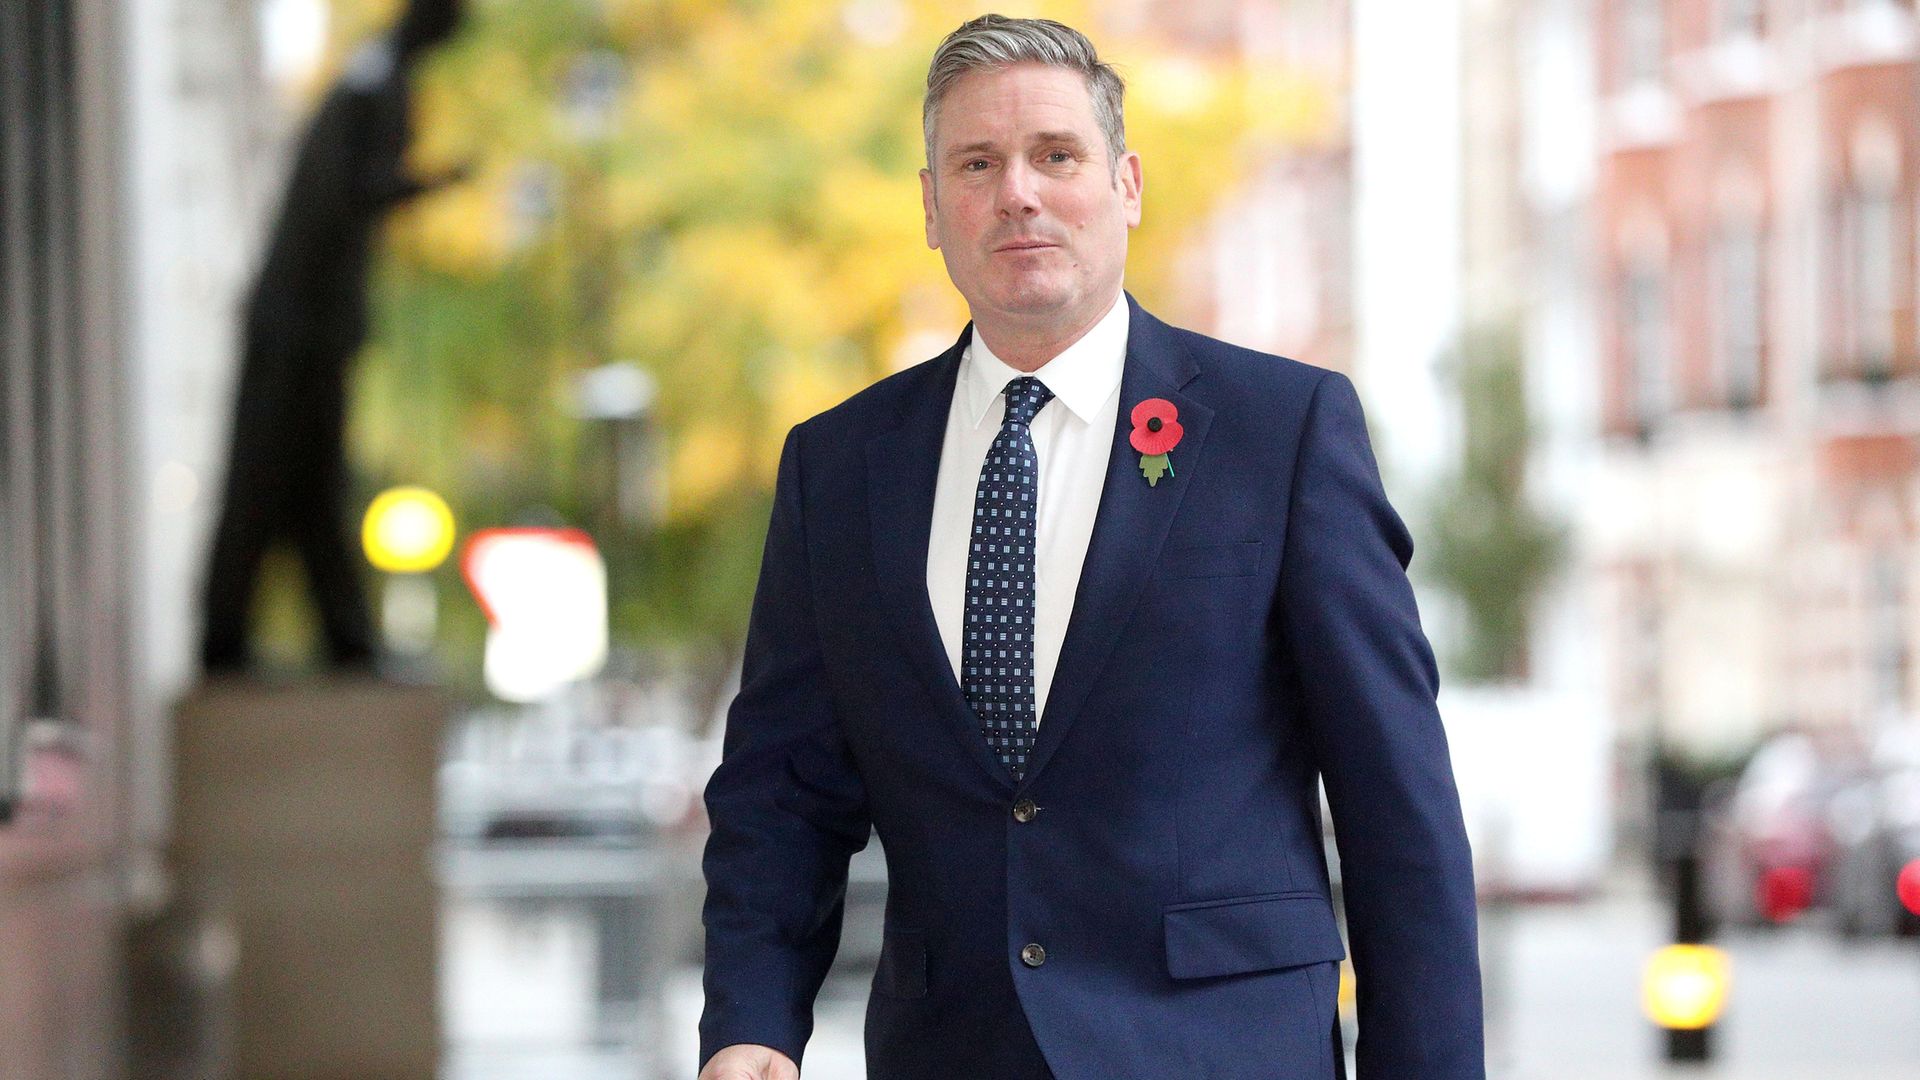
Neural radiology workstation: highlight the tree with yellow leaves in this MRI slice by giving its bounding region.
[308,0,1320,675]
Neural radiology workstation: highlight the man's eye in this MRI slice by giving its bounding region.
[964,159,991,171]
[1046,150,1072,163]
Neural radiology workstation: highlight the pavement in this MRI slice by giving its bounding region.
[654,859,1920,1079]
[1483,860,1920,1080]
[437,845,1920,1078]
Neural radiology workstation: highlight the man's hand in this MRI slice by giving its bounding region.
[698,1043,798,1080]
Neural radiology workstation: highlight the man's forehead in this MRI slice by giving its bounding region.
[942,62,1092,109]
[934,65,1099,147]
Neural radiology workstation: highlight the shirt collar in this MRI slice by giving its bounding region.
[961,289,1129,430]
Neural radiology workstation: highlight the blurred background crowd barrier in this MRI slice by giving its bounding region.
[4,1,1920,1078]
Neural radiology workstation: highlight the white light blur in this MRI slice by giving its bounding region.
[468,531,609,703]
[1136,55,1215,117]
[841,0,907,47]
[381,572,439,656]
[377,501,446,560]
[569,362,657,420]
[1351,0,1460,490]
[153,459,200,514]
[259,0,330,91]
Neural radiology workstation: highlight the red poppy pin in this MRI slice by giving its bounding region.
[1129,398,1183,487]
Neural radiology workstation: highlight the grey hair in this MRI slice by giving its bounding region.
[922,14,1127,180]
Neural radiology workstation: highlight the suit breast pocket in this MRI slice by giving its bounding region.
[1156,540,1264,580]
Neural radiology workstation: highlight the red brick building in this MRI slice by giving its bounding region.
[1595,0,1920,752]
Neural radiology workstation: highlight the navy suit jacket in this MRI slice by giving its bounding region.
[699,293,1484,1079]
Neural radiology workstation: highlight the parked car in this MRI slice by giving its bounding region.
[439,704,702,844]
[1828,726,1920,940]
[1700,733,1863,929]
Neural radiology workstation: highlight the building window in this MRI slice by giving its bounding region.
[1842,183,1898,380]
[1711,219,1764,409]
[1618,0,1666,87]
[1716,0,1763,39]
[1867,546,1908,727]
[1623,264,1671,431]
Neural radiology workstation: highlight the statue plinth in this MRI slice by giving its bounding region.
[170,676,447,1080]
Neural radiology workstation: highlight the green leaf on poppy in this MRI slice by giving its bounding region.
[1140,452,1170,486]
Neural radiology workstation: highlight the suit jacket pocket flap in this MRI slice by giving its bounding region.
[1163,891,1346,979]
[874,928,927,998]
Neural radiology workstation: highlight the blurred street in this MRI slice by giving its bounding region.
[16,2,1920,1078]
[433,845,1920,1080]
[1480,864,1920,1080]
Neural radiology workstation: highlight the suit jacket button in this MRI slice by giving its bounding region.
[1020,943,1046,967]
[1012,798,1037,823]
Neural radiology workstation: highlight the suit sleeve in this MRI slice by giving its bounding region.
[1275,371,1485,1078]
[697,422,872,1074]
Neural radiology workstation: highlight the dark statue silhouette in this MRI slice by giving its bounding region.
[200,0,467,674]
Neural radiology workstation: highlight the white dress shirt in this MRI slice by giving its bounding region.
[926,289,1130,728]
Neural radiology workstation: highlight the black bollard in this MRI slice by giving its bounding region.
[1653,758,1719,1063]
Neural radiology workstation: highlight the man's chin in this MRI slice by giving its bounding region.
[981,283,1075,319]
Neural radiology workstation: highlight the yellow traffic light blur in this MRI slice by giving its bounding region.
[362,486,456,573]
[1641,944,1730,1030]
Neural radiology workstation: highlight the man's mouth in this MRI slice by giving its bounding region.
[996,240,1057,252]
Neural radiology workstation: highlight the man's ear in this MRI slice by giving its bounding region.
[919,167,940,249]
[1119,151,1143,229]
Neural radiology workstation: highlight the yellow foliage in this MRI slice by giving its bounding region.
[1244,70,1342,147]
[388,169,509,277]
[666,420,750,522]
[1129,54,1225,118]
[760,347,873,475]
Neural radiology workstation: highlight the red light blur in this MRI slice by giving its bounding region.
[1756,864,1814,923]
[1898,859,1920,918]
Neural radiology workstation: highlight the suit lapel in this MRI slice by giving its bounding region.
[864,293,1211,793]
[1021,294,1208,787]
[866,324,1017,791]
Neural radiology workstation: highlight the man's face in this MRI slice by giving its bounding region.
[920,62,1143,333]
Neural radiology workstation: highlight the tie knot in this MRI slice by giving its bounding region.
[1001,376,1055,428]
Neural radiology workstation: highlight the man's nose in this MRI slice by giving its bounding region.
[995,158,1041,216]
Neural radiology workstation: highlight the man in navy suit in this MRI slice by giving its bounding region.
[698,14,1483,1080]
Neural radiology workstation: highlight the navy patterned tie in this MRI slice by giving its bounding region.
[963,375,1055,782]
